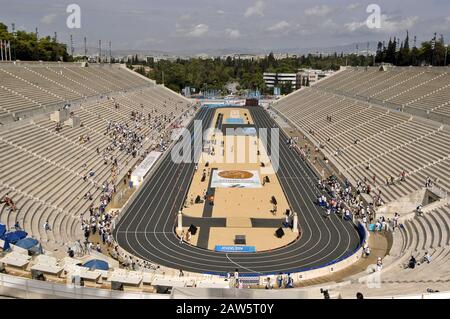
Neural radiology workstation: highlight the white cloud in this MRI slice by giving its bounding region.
[304,5,332,17]
[344,21,366,32]
[347,3,361,11]
[186,24,209,37]
[179,14,192,21]
[175,13,209,38]
[345,15,419,33]
[322,19,337,29]
[382,15,418,32]
[245,0,265,17]
[225,28,241,39]
[217,10,225,14]
[41,13,58,25]
[142,37,161,44]
[267,21,290,32]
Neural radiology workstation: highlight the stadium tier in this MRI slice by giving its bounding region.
[333,204,450,298]
[0,62,152,122]
[272,67,450,204]
[313,66,450,122]
[0,62,192,254]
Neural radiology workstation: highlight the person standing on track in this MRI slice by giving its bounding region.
[326,208,331,219]
[234,269,239,282]
[179,230,185,244]
[186,230,192,243]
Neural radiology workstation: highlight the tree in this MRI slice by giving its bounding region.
[0,22,71,61]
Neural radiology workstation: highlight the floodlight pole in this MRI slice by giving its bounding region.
[445,45,448,67]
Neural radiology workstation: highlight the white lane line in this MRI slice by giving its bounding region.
[116,231,174,234]
[226,254,263,275]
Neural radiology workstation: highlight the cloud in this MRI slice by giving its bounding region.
[245,0,265,17]
[141,37,162,44]
[186,24,209,37]
[268,21,290,32]
[175,14,209,38]
[134,37,163,49]
[304,5,332,17]
[345,15,419,33]
[322,19,337,29]
[382,15,418,33]
[347,3,361,11]
[344,21,366,32]
[179,14,192,21]
[41,13,58,25]
[225,28,241,38]
[217,10,225,14]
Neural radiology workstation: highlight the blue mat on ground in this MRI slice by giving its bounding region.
[15,238,39,250]
[0,224,6,238]
[82,259,109,271]
[2,230,28,244]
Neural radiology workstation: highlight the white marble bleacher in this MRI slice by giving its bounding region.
[273,68,450,203]
[0,66,190,254]
[333,205,450,298]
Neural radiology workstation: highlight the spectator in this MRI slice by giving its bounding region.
[1,194,17,212]
[422,252,432,264]
[364,244,371,257]
[265,277,273,289]
[276,273,284,288]
[408,256,417,269]
[285,274,294,288]
[179,230,185,244]
[376,257,383,271]
[43,221,50,231]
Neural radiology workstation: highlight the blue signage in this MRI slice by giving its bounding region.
[215,245,256,253]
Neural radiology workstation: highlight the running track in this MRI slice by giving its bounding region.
[113,107,361,275]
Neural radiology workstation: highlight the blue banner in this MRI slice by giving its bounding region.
[215,245,256,253]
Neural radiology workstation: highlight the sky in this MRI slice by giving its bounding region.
[1,0,450,54]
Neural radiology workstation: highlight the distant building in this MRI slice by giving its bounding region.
[263,73,298,90]
[297,69,334,86]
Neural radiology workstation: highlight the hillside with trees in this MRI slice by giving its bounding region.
[135,32,448,94]
[0,22,70,62]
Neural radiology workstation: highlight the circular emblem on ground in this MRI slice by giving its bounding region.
[218,170,254,179]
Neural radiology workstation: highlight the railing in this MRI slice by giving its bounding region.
[2,270,449,299]
[0,273,167,299]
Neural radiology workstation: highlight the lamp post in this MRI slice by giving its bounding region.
[11,23,17,61]
[445,44,448,67]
